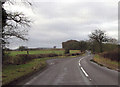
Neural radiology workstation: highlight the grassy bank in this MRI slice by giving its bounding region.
[2,58,47,85]
[93,54,120,71]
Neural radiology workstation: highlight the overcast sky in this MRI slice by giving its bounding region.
[4,0,119,49]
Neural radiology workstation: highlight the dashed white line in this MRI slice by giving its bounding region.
[51,63,54,65]
[79,57,84,63]
[81,67,89,77]
[89,79,92,81]
[79,63,81,66]
[26,82,30,85]
[78,56,90,78]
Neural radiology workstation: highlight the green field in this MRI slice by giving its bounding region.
[70,50,80,54]
[7,49,65,56]
[6,49,80,56]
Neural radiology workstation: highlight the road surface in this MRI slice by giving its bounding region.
[18,54,119,85]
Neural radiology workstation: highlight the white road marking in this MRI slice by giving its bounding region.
[81,67,89,77]
[79,57,84,63]
[78,56,90,78]
[79,63,81,66]
[89,79,92,81]
[50,63,54,65]
[26,82,30,85]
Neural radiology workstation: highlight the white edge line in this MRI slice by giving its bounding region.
[81,67,89,77]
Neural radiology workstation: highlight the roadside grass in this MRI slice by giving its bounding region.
[92,54,120,71]
[2,56,62,86]
[2,55,80,86]
[2,58,47,85]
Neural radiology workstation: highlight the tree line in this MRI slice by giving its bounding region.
[62,30,118,54]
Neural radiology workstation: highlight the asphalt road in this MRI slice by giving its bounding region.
[19,54,119,85]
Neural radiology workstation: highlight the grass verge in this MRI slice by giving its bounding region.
[2,58,47,86]
[92,54,120,71]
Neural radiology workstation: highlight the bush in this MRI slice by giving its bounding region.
[3,51,11,61]
[65,54,71,56]
[32,53,58,58]
[100,49,119,62]
[65,52,81,56]
[65,49,70,54]
[10,54,33,65]
[3,53,59,65]
[71,53,81,56]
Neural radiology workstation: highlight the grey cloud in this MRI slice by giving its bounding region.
[8,1,118,49]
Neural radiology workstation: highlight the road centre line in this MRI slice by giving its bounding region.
[81,67,89,77]
[79,63,81,66]
[79,57,89,77]
[79,57,84,63]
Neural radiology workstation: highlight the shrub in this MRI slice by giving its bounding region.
[71,53,81,56]
[3,51,10,63]
[11,54,33,65]
[3,53,59,65]
[71,53,76,56]
[100,49,119,62]
[3,55,12,65]
[32,53,58,58]
[64,49,70,54]
[65,54,71,56]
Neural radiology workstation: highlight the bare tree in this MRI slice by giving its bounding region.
[18,46,28,51]
[89,29,108,53]
[79,41,87,52]
[1,0,31,48]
